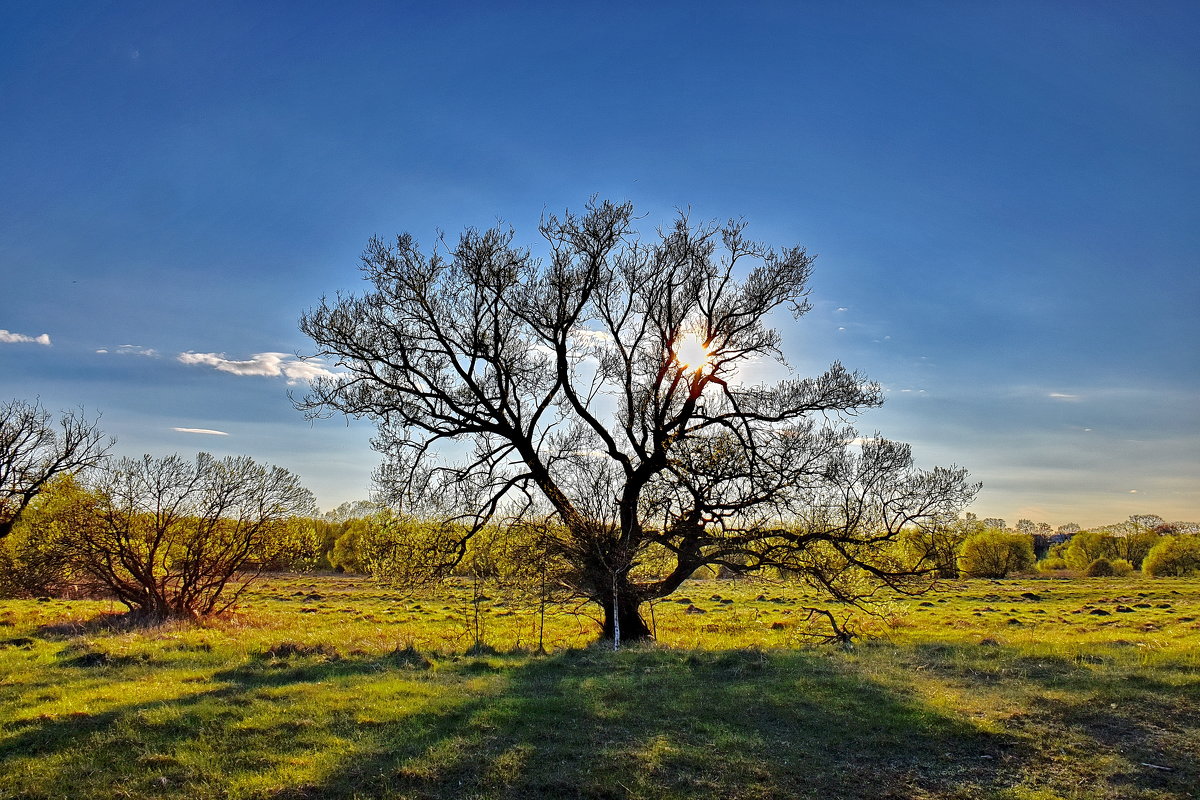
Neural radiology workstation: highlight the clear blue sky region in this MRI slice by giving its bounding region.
[2,2,1197,527]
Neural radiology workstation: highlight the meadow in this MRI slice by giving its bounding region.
[1,573,1197,800]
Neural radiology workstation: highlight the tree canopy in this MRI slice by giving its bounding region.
[300,199,977,642]
[0,398,111,538]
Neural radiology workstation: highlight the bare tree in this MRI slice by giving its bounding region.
[299,199,977,642]
[0,398,112,538]
[72,453,316,621]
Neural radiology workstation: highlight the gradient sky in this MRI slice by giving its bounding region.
[2,1,1197,527]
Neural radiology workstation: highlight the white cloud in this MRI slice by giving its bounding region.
[177,351,341,384]
[98,344,158,357]
[172,427,229,436]
[844,437,880,447]
[836,307,848,312]
[1049,392,1080,401]
[0,329,51,345]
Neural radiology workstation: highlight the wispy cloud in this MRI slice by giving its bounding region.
[177,351,341,383]
[569,327,615,348]
[0,329,51,346]
[97,344,158,357]
[172,427,229,436]
[844,436,880,447]
[1048,392,1080,401]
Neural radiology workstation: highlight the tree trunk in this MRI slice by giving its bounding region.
[600,588,653,643]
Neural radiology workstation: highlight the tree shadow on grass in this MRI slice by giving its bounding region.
[266,647,1026,800]
[9,643,1194,800]
[3,645,1020,799]
[898,641,1200,798]
[0,651,444,799]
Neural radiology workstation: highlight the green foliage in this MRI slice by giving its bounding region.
[899,515,982,578]
[1064,529,1161,571]
[1063,531,1108,572]
[1037,556,1068,573]
[957,529,1035,578]
[329,518,375,574]
[1083,557,1114,577]
[0,474,100,598]
[1107,530,1161,569]
[261,518,328,571]
[1143,536,1200,577]
[72,453,317,620]
[1109,558,1134,577]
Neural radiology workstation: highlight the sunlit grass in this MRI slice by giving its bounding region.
[1,573,1197,799]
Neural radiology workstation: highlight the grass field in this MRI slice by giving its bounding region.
[1,573,1198,799]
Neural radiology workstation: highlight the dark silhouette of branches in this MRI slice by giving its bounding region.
[299,199,977,642]
[71,453,316,621]
[0,398,112,538]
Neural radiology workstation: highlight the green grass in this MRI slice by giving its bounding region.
[1,574,1198,799]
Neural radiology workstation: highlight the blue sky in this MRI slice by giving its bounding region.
[2,1,1197,526]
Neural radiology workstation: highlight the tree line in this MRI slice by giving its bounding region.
[902,512,1200,580]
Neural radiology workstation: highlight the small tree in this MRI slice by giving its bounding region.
[1109,558,1134,577]
[1,399,112,538]
[1063,531,1109,571]
[900,513,982,578]
[0,474,99,598]
[72,453,316,620]
[329,517,376,573]
[1143,536,1200,577]
[957,530,1035,578]
[1107,529,1161,569]
[300,200,978,642]
[260,517,328,571]
[1064,528,1159,571]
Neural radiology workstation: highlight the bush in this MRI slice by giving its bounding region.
[1064,529,1161,571]
[898,517,979,579]
[329,521,370,574]
[957,530,1036,578]
[1037,557,1068,573]
[1084,557,1114,577]
[1110,558,1134,577]
[1143,536,1200,577]
[1063,531,1109,571]
[0,475,99,598]
[74,453,316,620]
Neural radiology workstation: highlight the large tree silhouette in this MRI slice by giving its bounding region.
[300,200,976,642]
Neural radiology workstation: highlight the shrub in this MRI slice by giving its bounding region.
[1037,557,1068,573]
[957,530,1036,578]
[1110,531,1161,569]
[73,453,316,620]
[329,521,369,574]
[898,516,978,578]
[0,475,100,598]
[1143,536,1200,577]
[1064,529,1161,571]
[1083,557,1114,577]
[1110,558,1134,577]
[1063,531,1110,571]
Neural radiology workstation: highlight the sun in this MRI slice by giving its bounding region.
[675,333,710,370]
